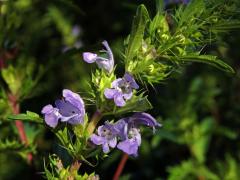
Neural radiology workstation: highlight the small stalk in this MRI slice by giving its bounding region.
[87,110,103,135]
[113,153,129,180]
[8,93,33,164]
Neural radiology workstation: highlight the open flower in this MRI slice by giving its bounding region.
[41,89,85,128]
[91,112,161,156]
[104,73,139,106]
[90,122,118,153]
[115,112,161,156]
[83,41,114,73]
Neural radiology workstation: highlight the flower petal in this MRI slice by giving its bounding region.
[90,134,105,145]
[102,40,114,72]
[124,73,139,89]
[114,94,126,107]
[123,92,132,100]
[62,89,85,121]
[44,109,60,128]
[55,99,80,117]
[102,143,110,153]
[131,112,161,132]
[83,52,97,63]
[104,88,117,99]
[117,139,139,156]
[96,59,112,73]
[108,137,117,148]
[41,104,54,114]
[113,119,128,140]
[111,78,123,88]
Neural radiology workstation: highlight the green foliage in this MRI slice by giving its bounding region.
[124,0,238,84]
[125,5,149,67]
[0,139,34,153]
[7,111,43,124]
[168,160,219,180]
[91,70,116,110]
[44,154,99,180]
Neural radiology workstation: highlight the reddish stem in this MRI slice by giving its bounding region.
[113,153,129,180]
[8,93,33,164]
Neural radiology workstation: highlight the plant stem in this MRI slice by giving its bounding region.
[113,153,129,180]
[8,93,33,164]
[87,110,103,134]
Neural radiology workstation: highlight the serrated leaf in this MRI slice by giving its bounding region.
[125,4,149,65]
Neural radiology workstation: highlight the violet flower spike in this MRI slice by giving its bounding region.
[90,122,118,153]
[104,73,139,107]
[41,89,85,128]
[83,40,114,73]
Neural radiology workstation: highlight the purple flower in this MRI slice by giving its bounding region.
[91,113,161,156]
[41,89,85,128]
[83,41,114,73]
[115,113,161,156]
[90,122,118,153]
[104,73,139,107]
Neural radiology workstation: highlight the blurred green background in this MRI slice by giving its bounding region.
[0,0,240,179]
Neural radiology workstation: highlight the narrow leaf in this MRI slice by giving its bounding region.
[7,111,43,124]
[125,5,149,64]
[176,55,235,73]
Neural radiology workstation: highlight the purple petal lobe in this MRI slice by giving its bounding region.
[124,73,139,89]
[62,89,85,122]
[83,52,97,63]
[90,134,105,145]
[108,138,117,148]
[41,104,54,114]
[123,92,132,100]
[117,139,139,156]
[41,105,60,128]
[102,143,110,153]
[55,99,80,117]
[114,94,126,107]
[104,88,117,99]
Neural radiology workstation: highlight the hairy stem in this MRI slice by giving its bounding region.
[87,110,103,135]
[8,93,33,164]
[113,153,129,180]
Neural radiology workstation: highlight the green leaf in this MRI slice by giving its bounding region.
[175,55,235,74]
[114,96,152,115]
[210,21,240,32]
[7,111,43,124]
[125,4,149,66]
